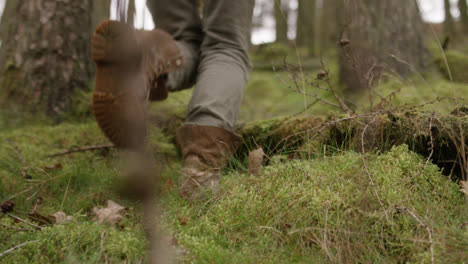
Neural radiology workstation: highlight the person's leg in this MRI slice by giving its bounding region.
[147,0,203,91]
[175,0,255,201]
[184,0,255,131]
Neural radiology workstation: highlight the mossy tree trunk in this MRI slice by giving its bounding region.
[338,0,428,92]
[274,0,289,43]
[458,0,468,34]
[296,0,315,55]
[0,0,109,122]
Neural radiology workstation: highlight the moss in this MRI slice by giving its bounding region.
[0,219,147,264]
[236,109,468,179]
[1,69,468,263]
[66,82,94,121]
[435,50,468,83]
[167,145,467,263]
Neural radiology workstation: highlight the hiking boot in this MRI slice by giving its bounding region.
[175,125,242,201]
[91,20,182,149]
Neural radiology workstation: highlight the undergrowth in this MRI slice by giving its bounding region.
[0,57,467,263]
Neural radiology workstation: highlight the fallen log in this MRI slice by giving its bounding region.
[236,107,467,179]
[150,106,467,179]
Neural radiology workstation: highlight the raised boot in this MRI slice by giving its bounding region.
[175,125,242,201]
[91,20,182,149]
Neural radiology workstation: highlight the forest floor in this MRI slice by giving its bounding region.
[0,53,467,263]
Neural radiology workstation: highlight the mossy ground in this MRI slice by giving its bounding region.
[1,47,467,263]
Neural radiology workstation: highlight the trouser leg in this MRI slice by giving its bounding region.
[184,0,255,131]
[147,0,202,91]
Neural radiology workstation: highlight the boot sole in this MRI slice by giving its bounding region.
[92,20,146,149]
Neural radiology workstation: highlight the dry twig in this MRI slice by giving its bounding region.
[6,213,42,230]
[396,206,435,264]
[360,117,390,222]
[48,144,114,157]
[0,223,34,232]
[0,240,39,259]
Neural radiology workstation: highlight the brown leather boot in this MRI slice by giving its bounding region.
[175,125,242,201]
[91,20,182,149]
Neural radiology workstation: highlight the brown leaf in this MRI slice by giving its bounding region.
[316,71,328,80]
[28,212,53,226]
[169,235,178,246]
[177,215,188,226]
[44,163,62,171]
[248,147,265,176]
[0,200,15,213]
[93,200,126,225]
[21,168,32,179]
[50,211,73,224]
[460,181,468,197]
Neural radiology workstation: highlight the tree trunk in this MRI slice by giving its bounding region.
[0,0,97,121]
[274,0,289,43]
[319,0,340,52]
[458,0,468,34]
[127,0,136,27]
[296,0,315,55]
[338,0,428,92]
[92,0,111,32]
[444,0,456,39]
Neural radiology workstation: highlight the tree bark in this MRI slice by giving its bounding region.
[296,0,315,55]
[319,0,340,52]
[0,0,98,121]
[127,0,136,27]
[338,0,428,92]
[92,0,111,32]
[274,0,289,43]
[458,0,468,34]
[444,0,456,39]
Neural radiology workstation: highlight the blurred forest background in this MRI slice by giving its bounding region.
[0,0,467,122]
[0,0,467,263]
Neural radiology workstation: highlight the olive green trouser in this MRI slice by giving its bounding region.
[147,0,255,131]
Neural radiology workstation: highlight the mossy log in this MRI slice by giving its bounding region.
[236,107,468,178]
[150,105,467,178]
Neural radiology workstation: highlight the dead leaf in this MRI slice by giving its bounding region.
[460,181,468,197]
[28,212,53,226]
[169,235,178,246]
[177,215,188,226]
[0,200,15,213]
[21,168,32,179]
[248,147,265,176]
[50,211,73,224]
[93,200,126,225]
[43,163,62,171]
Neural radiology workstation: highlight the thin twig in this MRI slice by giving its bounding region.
[48,144,114,157]
[360,117,390,222]
[0,240,39,259]
[414,115,435,178]
[286,226,439,245]
[100,230,109,264]
[60,173,72,211]
[0,223,35,232]
[396,206,434,264]
[6,213,42,230]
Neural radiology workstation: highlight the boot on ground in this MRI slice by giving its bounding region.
[175,125,242,201]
